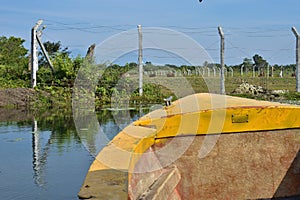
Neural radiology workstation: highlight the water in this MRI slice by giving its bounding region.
[0,108,147,200]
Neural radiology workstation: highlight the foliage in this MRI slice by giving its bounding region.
[253,54,269,74]
[282,92,300,101]
[39,41,70,67]
[130,83,175,105]
[37,43,84,87]
[30,86,73,111]
[1,35,300,109]
[95,64,134,105]
[0,36,28,66]
[0,76,29,88]
[0,36,29,80]
[241,57,253,72]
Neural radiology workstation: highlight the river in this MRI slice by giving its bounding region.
[0,107,148,200]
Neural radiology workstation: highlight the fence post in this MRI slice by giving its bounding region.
[292,27,300,92]
[218,26,225,94]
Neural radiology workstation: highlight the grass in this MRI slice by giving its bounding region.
[0,73,299,110]
[145,75,297,94]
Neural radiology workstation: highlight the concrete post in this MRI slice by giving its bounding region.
[31,20,43,88]
[292,27,300,92]
[218,26,225,94]
[138,25,143,96]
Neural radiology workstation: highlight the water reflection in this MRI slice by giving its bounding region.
[76,106,150,158]
[0,108,89,199]
[30,110,80,189]
[32,119,50,187]
[32,119,43,186]
[0,106,153,199]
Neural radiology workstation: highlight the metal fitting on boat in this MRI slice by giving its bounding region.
[164,96,173,106]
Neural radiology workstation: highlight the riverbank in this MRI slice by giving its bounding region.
[0,88,37,108]
[0,84,299,113]
[0,87,72,110]
[0,85,171,111]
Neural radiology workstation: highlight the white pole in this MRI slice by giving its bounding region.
[292,27,300,92]
[218,26,225,94]
[137,25,143,96]
[267,64,269,79]
[253,64,256,78]
[31,20,43,88]
[240,64,244,76]
[229,67,233,77]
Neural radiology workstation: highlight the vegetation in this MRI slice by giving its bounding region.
[0,35,299,111]
[0,36,30,88]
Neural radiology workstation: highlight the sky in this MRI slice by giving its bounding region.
[1,0,300,65]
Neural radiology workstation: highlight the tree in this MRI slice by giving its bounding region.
[241,57,253,74]
[52,53,74,80]
[36,41,85,86]
[0,36,28,77]
[39,41,70,67]
[252,54,268,76]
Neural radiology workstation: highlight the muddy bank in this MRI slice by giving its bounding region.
[0,88,36,121]
[0,88,37,108]
[0,88,72,122]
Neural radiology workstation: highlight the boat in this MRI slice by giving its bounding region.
[78,93,300,199]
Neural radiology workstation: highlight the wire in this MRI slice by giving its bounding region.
[36,20,298,65]
[226,40,252,59]
[266,41,295,61]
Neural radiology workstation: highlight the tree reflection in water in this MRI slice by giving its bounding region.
[75,106,149,158]
[27,107,149,187]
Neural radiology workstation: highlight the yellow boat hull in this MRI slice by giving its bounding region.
[78,93,300,199]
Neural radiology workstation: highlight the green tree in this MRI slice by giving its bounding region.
[242,58,252,69]
[52,53,74,80]
[38,52,77,86]
[0,36,28,78]
[253,54,268,74]
[37,41,83,86]
[39,41,70,67]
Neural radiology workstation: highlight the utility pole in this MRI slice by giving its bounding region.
[292,27,300,92]
[137,25,143,96]
[218,26,225,94]
[31,20,43,88]
[31,20,54,88]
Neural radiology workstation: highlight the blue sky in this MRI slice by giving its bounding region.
[1,0,300,65]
